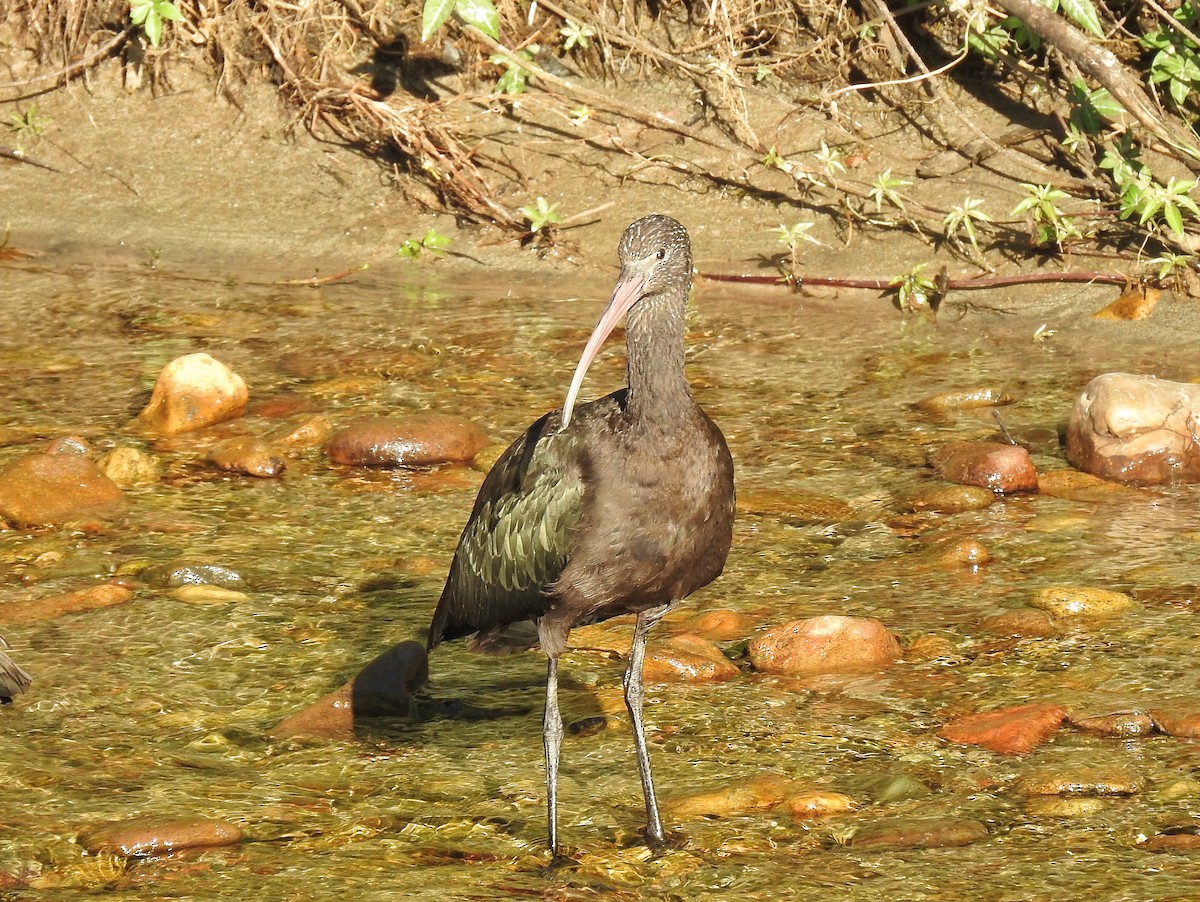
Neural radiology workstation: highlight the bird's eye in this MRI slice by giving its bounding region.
[654,248,666,260]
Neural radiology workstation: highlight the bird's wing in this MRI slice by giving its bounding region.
[428,410,587,648]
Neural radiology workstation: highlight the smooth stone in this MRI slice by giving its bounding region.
[785,790,857,820]
[939,702,1067,755]
[1132,585,1200,610]
[1037,469,1143,502]
[141,563,245,590]
[978,608,1061,638]
[208,437,286,478]
[642,633,739,683]
[138,353,248,435]
[1069,710,1157,737]
[1029,585,1136,621]
[1016,767,1146,796]
[1150,701,1200,738]
[908,484,996,513]
[1025,797,1109,817]
[273,415,333,448]
[270,641,430,739]
[326,415,489,468]
[924,536,990,566]
[846,816,988,851]
[904,634,958,663]
[80,815,244,856]
[0,582,135,627]
[748,615,901,676]
[684,608,750,641]
[98,446,161,486]
[929,441,1038,493]
[670,774,796,818]
[852,773,933,803]
[1137,828,1200,853]
[472,443,508,474]
[0,438,126,527]
[1067,373,1200,484]
[915,388,1014,412]
[735,487,857,523]
[168,585,250,605]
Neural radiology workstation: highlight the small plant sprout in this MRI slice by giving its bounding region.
[774,222,821,272]
[129,0,183,47]
[421,0,500,43]
[6,105,48,142]
[568,106,591,126]
[761,146,785,169]
[943,197,992,254]
[869,168,911,213]
[522,197,562,234]
[559,19,596,52]
[398,228,452,260]
[1147,252,1195,284]
[892,264,938,313]
[1011,183,1082,248]
[492,47,536,95]
[815,142,846,179]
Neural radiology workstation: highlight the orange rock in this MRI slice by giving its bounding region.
[0,582,135,627]
[683,609,749,641]
[642,633,739,683]
[748,615,900,676]
[939,702,1067,755]
[1150,701,1200,738]
[784,790,857,820]
[671,774,796,818]
[978,608,1060,637]
[929,441,1038,493]
[1069,710,1156,737]
[326,415,489,467]
[138,353,248,435]
[0,438,126,527]
[208,437,285,478]
[80,815,244,856]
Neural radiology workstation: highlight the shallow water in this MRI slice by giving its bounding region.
[3,255,1200,899]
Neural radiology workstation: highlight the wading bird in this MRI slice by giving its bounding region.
[427,214,735,855]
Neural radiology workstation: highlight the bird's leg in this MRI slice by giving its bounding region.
[543,655,564,857]
[624,602,671,848]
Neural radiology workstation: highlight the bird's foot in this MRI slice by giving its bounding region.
[642,826,688,853]
[543,850,578,873]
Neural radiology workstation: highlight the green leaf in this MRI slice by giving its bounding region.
[1060,0,1105,37]
[157,1,183,22]
[455,0,500,40]
[421,0,455,42]
[1164,202,1185,237]
[143,9,163,45]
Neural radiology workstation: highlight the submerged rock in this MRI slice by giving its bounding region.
[929,441,1038,493]
[748,615,900,676]
[785,790,858,820]
[915,388,1014,413]
[1029,585,1136,621]
[325,415,489,468]
[939,702,1067,755]
[0,438,126,527]
[80,815,244,856]
[98,446,161,486]
[1067,373,1200,484]
[908,484,996,513]
[270,640,429,739]
[208,437,285,478]
[642,633,739,683]
[1037,469,1143,502]
[138,353,248,435]
[0,582,135,627]
[978,608,1061,637]
[1150,700,1200,738]
[671,774,796,818]
[1069,709,1156,738]
[684,609,750,641]
[1016,767,1147,797]
[736,487,857,523]
[845,816,988,850]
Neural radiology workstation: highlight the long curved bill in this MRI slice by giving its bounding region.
[560,268,648,428]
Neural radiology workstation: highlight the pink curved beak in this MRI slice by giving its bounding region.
[560,269,649,428]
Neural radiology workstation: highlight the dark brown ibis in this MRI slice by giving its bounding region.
[0,636,31,704]
[427,214,735,855]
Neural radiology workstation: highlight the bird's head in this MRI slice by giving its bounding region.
[561,215,693,427]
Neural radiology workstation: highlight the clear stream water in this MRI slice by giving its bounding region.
[2,255,1200,900]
